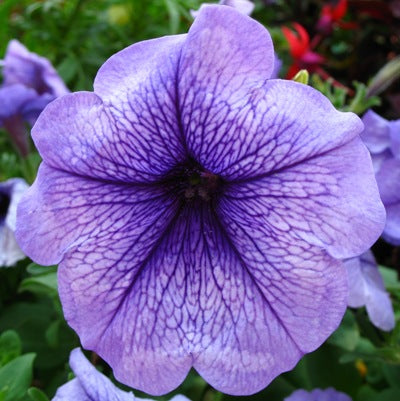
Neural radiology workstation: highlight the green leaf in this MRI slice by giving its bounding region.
[379,265,400,293]
[383,363,400,388]
[356,385,378,401]
[0,301,78,370]
[18,272,58,298]
[0,331,21,368]
[26,264,57,276]
[164,0,181,34]
[45,321,60,348]
[344,81,381,115]
[0,353,36,401]
[328,310,360,351]
[57,56,78,84]
[27,388,49,401]
[373,389,400,401]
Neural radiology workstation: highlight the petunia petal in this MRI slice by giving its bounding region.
[16,163,179,265]
[376,158,400,244]
[220,0,255,15]
[3,39,69,97]
[93,35,187,176]
[53,349,135,401]
[191,1,255,18]
[361,110,391,154]
[52,379,88,401]
[1,178,28,267]
[0,84,38,124]
[31,91,183,182]
[57,200,346,395]
[344,251,395,331]
[284,387,352,401]
[218,137,384,259]
[181,78,364,184]
[389,119,400,159]
[345,256,366,308]
[179,6,274,165]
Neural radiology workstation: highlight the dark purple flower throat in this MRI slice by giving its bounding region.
[163,158,223,203]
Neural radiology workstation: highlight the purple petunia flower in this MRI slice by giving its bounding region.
[191,0,254,18]
[361,110,400,244]
[16,5,385,396]
[344,250,395,331]
[284,388,352,401]
[0,178,28,267]
[0,40,68,156]
[52,348,191,401]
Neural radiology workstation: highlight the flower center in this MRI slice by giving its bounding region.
[164,159,222,203]
[0,192,10,222]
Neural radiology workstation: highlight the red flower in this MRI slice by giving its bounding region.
[317,0,358,34]
[281,23,324,79]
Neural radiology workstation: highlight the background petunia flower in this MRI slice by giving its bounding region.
[0,178,28,267]
[52,348,191,401]
[0,40,69,156]
[361,110,400,171]
[284,387,352,401]
[16,5,385,396]
[191,0,254,18]
[344,250,395,331]
[361,110,400,244]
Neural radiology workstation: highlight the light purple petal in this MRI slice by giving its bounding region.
[94,35,187,180]
[345,256,365,308]
[51,378,88,401]
[0,84,38,123]
[361,110,391,154]
[284,387,352,401]
[21,92,55,124]
[169,396,191,401]
[191,1,255,18]
[375,158,400,244]
[220,0,255,15]
[52,348,191,401]
[52,348,134,401]
[1,178,28,267]
[389,119,400,158]
[180,6,275,140]
[3,40,68,97]
[56,198,346,395]
[271,53,282,79]
[370,149,392,173]
[31,91,184,182]
[16,163,180,266]
[193,82,384,258]
[344,251,395,331]
[181,76,364,181]
[365,278,395,332]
